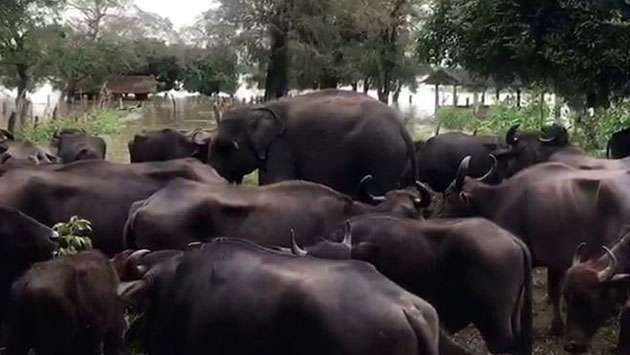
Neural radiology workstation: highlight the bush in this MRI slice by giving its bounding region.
[16,109,125,144]
[473,103,548,136]
[53,216,94,257]
[436,107,476,131]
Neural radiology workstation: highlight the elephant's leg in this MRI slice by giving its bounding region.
[548,268,565,336]
[259,140,296,184]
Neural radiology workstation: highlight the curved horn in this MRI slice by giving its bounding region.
[128,249,151,265]
[232,140,240,150]
[414,181,432,208]
[358,175,386,203]
[476,154,498,182]
[538,135,557,144]
[448,156,471,192]
[290,229,307,257]
[506,125,520,146]
[572,242,587,266]
[188,241,203,249]
[342,221,352,247]
[598,246,618,282]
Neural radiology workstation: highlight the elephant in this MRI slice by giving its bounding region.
[208,89,418,199]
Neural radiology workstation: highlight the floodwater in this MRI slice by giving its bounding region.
[106,95,438,162]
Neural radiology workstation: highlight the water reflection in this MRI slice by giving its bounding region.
[107,96,437,162]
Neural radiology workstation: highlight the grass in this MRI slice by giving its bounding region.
[16,109,125,144]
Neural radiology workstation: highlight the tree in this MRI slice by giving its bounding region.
[0,0,64,118]
[67,0,129,41]
[183,47,239,96]
[419,0,630,109]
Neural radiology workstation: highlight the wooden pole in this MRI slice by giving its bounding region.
[453,85,458,106]
[434,84,440,115]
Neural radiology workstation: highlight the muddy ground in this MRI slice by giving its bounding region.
[452,269,619,355]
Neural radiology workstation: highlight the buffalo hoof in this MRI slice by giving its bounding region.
[550,319,565,336]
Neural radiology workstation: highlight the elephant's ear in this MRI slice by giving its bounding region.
[247,107,285,161]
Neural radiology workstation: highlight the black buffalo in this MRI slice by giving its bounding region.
[498,124,571,176]
[0,159,226,254]
[296,216,533,355]
[0,206,57,336]
[128,128,213,163]
[417,132,506,192]
[563,232,630,354]
[7,250,125,355]
[0,140,58,166]
[607,127,630,159]
[52,128,106,163]
[444,157,630,336]
[117,238,440,355]
[124,178,430,250]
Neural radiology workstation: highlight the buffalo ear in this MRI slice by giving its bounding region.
[247,107,284,161]
[117,280,149,305]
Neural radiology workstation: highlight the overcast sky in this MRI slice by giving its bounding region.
[134,0,215,29]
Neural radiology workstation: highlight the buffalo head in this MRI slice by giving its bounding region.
[563,243,630,353]
[289,222,353,260]
[442,155,497,217]
[358,175,432,218]
[497,124,570,176]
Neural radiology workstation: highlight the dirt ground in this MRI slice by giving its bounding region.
[452,269,619,355]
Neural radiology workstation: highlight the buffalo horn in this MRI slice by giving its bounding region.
[506,125,520,145]
[414,181,432,208]
[597,246,618,282]
[538,134,557,144]
[572,242,587,266]
[290,229,307,257]
[359,175,386,203]
[476,154,498,182]
[342,221,352,247]
[449,156,471,192]
[232,140,240,150]
[129,249,151,264]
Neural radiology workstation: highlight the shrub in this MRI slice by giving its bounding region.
[436,107,476,131]
[53,216,94,257]
[17,109,125,145]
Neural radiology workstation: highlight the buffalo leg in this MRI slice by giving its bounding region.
[548,269,565,336]
[104,317,126,355]
[616,303,630,355]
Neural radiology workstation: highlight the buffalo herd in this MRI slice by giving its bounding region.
[1,89,630,355]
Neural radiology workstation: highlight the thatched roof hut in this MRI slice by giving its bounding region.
[107,76,158,100]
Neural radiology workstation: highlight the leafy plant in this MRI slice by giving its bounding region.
[53,216,94,257]
[436,107,477,131]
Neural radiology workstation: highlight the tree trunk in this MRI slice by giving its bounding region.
[264,23,289,101]
[434,84,440,115]
[15,63,30,127]
[363,78,370,94]
[516,89,522,108]
[351,82,358,92]
[392,83,402,103]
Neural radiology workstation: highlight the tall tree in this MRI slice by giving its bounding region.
[67,0,129,41]
[0,0,64,113]
[419,0,630,109]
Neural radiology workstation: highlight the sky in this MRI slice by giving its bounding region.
[134,0,215,29]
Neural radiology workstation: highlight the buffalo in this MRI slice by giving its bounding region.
[128,128,213,163]
[417,132,507,192]
[444,157,630,336]
[607,127,630,159]
[124,178,431,250]
[52,128,107,163]
[0,159,226,254]
[0,206,58,336]
[563,233,630,354]
[295,216,533,355]
[7,250,125,355]
[117,238,440,355]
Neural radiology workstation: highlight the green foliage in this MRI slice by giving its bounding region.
[419,0,630,109]
[570,102,630,153]
[53,216,94,257]
[17,109,124,144]
[183,48,239,95]
[436,107,476,130]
